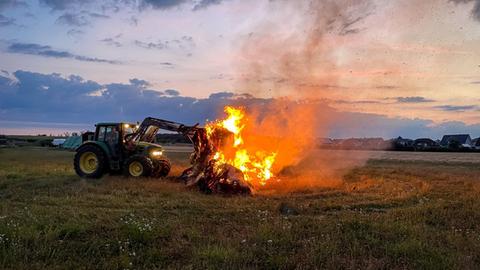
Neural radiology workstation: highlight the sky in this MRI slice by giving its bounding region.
[0,0,479,139]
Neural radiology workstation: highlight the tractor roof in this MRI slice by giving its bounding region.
[95,122,136,126]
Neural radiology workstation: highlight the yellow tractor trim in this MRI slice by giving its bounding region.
[129,161,144,177]
[79,152,98,174]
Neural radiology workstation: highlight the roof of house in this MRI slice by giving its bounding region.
[414,138,436,143]
[440,134,471,145]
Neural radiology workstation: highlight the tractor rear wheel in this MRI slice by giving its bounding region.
[152,159,171,178]
[124,155,154,177]
[74,145,107,178]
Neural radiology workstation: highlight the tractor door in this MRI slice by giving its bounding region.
[96,125,121,159]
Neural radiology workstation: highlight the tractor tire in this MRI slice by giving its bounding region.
[152,159,171,178]
[124,155,154,178]
[74,145,107,178]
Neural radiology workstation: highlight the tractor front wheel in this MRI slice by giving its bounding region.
[74,145,107,178]
[152,159,171,178]
[124,156,154,177]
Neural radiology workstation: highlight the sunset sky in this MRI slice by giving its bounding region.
[0,0,479,138]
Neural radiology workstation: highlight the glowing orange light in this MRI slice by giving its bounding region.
[206,106,277,187]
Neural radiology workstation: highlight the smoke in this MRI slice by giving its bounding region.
[450,0,480,21]
[229,0,376,191]
[235,0,373,98]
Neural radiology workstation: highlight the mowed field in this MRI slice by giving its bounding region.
[1,147,480,269]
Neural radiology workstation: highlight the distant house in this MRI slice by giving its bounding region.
[414,138,439,150]
[440,134,472,149]
[393,136,414,150]
[473,137,480,149]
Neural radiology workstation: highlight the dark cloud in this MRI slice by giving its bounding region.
[470,81,480,84]
[209,92,235,99]
[39,0,93,11]
[139,0,189,10]
[134,40,167,50]
[434,105,478,111]
[6,42,121,64]
[41,0,222,15]
[100,33,123,47]
[0,14,15,27]
[100,38,122,47]
[396,96,435,103]
[1,70,480,139]
[450,0,480,21]
[56,12,89,27]
[56,11,110,27]
[0,0,27,11]
[129,78,151,88]
[88,12,110,19]
[134,36,195,51]
[165,89,180,96]
[193,0,225,11]
[67,29,85,37]
[0,70,227,126]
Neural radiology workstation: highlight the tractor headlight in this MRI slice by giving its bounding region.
[151,150,163,157]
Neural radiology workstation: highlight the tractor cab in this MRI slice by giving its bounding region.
[93,122,136,146]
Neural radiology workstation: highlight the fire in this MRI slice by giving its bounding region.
[206,106,277,186]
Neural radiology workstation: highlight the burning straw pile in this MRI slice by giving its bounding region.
[181,106,277,194]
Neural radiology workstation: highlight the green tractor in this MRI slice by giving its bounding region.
[74,117,197,179]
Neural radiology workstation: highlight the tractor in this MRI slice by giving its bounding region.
[74,117,199,179]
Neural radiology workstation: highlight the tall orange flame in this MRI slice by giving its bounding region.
[206,106,277,186]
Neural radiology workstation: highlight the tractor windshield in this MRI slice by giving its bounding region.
[124,126,135,136]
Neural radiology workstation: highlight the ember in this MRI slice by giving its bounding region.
[181,106,277,194]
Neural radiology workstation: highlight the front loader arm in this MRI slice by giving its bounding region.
[127,117,202,144]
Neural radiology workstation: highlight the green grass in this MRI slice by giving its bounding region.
[1,148,480,269]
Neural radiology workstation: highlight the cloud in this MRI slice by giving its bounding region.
[193,0,225,11]
[208,92,235,99]
[56,12,89,27]
[434,105,478,111]
[139,0,189,10]
[450,0,480,21]
[134,36,194,51]
[129,78,151,88]
[470,81,480,84]
[88,12,110,19]
[0,14,15,27]
[67,29,85,37]
[165,89,180,96]
[395,96,435,103]
[39,0,93,11]
[6,42,121,64]
[1,70,480,139]
[56,11,110,27]
[0,0,27,11]
[134,40,167,50]
[101,38,122,47]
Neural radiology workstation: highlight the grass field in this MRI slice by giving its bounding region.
[1,147,480,269]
